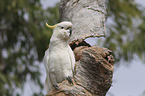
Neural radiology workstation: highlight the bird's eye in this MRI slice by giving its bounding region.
[61,27,64,29]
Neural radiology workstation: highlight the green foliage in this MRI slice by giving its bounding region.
[105,0,145,62]
[0,0,59,95]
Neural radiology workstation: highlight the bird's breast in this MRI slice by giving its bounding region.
[48,45,73,82]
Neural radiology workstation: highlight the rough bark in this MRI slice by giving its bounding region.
[47,46,114,96]
[46,0,114,96]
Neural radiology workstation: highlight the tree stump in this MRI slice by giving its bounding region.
[46,45,114,96]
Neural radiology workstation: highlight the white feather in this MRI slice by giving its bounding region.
[44,21,75,93]
[44,49,53,92]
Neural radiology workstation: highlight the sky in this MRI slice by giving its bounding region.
[41,0,60,9]
[38,0,145,96]
[107,57,145,96]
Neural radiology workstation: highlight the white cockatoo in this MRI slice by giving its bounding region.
[44,21,75,93]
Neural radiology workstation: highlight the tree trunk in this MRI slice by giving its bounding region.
[59,0,106,42]
[47,0,114,96]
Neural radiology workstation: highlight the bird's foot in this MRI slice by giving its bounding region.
[53,83,59,90]
[66,76,73,85]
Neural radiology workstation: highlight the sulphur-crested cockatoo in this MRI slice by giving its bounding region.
[44,21,75,93]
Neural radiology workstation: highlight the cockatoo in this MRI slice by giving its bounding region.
[44,21,75,93]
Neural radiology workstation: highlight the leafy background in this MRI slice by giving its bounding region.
[0,0,144,96]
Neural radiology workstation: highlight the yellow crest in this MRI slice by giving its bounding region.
[46,23,57,29]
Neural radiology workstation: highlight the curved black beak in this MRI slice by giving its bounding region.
[68,27,72,36]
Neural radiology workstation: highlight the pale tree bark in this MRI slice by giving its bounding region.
[47,0,114,96]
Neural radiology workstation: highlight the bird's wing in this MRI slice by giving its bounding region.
[44,49,49,72]
[68,46,75,73]
[44,49,52,93]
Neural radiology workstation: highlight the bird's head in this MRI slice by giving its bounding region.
[46,21,72,41]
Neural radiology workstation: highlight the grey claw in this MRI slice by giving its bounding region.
[67,76,73,84]
[53,83,59,90]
